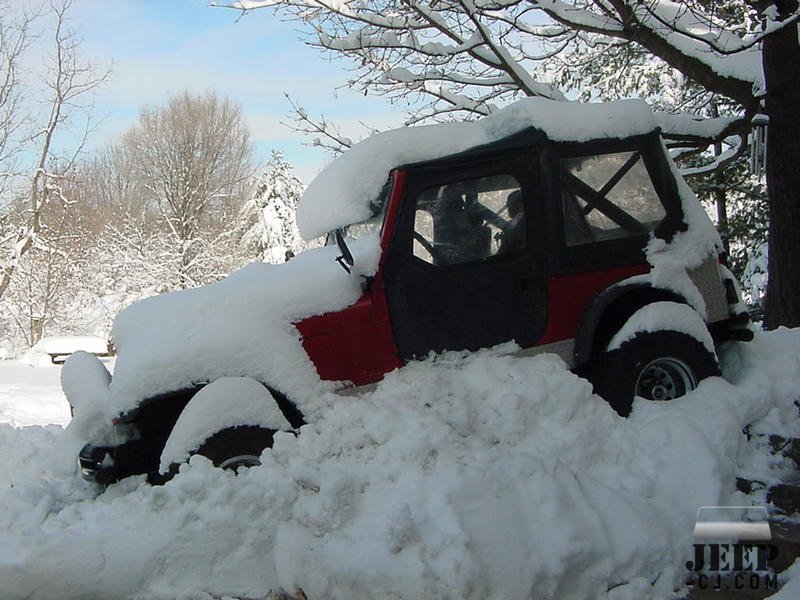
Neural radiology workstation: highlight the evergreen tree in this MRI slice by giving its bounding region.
[240,151,307,264]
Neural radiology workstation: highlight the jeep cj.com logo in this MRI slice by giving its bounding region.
[685,506,778,592]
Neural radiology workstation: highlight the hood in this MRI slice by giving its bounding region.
[105,235,382,417]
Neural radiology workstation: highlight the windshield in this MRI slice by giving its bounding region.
[328,176,393,244]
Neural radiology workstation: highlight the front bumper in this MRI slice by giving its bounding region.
[710,311,754,343]
[79,435,163,484]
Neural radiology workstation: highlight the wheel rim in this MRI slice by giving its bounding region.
[218,454,261,470]
[635,357,697,401]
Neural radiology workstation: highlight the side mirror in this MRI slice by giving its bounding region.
[334,229,354,274]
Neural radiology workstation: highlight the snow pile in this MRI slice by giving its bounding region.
[61,234,381,422]
[659,138,722,264]
[770,559,800,600]
[724,328,800,494]
[298,98,658,239]
[59,351,115,446]
[1,329,799,600]
[638,138,723,312]
[27,336,108,356]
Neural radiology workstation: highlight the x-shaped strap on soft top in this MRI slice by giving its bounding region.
[560,152,648,235]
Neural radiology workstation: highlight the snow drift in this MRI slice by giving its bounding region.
[1,329,799,600]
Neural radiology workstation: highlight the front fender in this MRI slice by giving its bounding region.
[159,377,292,473]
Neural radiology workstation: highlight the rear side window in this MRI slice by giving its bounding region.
[560,151,666,246]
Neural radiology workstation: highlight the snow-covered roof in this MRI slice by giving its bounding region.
[297,98,660,240]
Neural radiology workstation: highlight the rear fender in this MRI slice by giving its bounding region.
[606,301,715,356]
[573,278,689,369]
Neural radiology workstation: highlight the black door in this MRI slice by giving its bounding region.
[384,153,547,361]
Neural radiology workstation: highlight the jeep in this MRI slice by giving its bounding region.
[65,99,751,485]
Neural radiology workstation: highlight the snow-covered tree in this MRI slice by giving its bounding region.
[240,150,307,264]
[65,217,243,328]
[0,87,258,352]
[222,0,800,328]
[0,0,109,303]
[122,90,254,288]
[0,156,118,349]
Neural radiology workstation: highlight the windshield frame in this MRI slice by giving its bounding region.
[326,175,394,244]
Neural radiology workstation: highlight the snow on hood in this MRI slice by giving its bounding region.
[89,235,381,417]
[3,330,800,599]
[297,98,659,240]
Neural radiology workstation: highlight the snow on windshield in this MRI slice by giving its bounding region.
[297,98,660,240]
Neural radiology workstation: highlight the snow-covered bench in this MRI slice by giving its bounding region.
[26,336,114,366]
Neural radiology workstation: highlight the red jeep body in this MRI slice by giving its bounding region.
[294,127,745,393]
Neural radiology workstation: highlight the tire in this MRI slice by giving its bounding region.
[589,330,720,417]
[194,425,276,471]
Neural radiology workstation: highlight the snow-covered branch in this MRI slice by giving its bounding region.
[678,134,749,178]
[283,94,354,155]
[216,0,786,134]
[0,0,109,302]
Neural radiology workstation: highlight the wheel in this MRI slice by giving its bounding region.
[589,330,720,417]
[194,425,276,471]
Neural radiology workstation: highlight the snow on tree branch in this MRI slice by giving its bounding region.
[283,94,354,155]
[0,0,109,303]
[216,0,788,141]
[678,134,748,177]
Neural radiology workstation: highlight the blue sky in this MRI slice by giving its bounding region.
[70,0,404,183]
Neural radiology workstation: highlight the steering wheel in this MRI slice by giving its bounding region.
[413,232,445,265]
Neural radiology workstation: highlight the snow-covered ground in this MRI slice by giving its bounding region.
[0,362,71,428]
[0,330,798,600]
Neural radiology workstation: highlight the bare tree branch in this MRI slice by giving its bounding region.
[0,0,109,302]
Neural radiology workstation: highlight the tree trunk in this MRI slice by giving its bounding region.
[763,1,800,329]
[714,170,730,258]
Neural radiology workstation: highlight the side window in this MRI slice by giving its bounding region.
[560,151,666,246]
[412,174,524,266]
